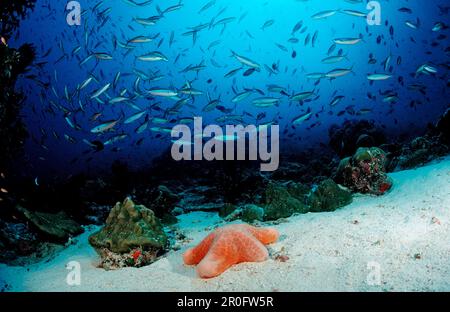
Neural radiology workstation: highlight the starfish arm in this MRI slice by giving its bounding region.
[196,233,238,278]
[183,232,216,265]
[236,233,269,263]
[244,225,279,245]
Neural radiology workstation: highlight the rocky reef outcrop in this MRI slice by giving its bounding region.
[335,147,392,195]
[263,183,310,220]
[394,137,447,170]
[17,205,83,241]
[89,197,168,270]
[435,108,449,145]
[144,185,180,224]
[0,205,81,265]
[329,120,386,158]
[0,220,38,263]
[221,204,265,223]
[386,109,450,171]
[307,179,353,212]
[218,179,353,222]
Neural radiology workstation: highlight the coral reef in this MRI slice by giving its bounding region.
[263,183,309,220]
[240,205,265,223]
[184,224,279,278]
[386,110,450,170]
[335,147,392,195]
[89,197,167,269]
[217,179,352,222]
[222,204,265,223]
[307,179,353,212]
[96,247,159,271]
[396,137,442,169]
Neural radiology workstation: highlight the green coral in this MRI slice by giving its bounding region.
[287,182,310,201]
[264,183,309,220]
[222,204,265,223]
[307,179,353,212]
[89,197,167,254]
[240,205,265,223]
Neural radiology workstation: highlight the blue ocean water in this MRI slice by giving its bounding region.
[10,0,449,177]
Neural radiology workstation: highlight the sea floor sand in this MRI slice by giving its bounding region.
[1,157,449,292]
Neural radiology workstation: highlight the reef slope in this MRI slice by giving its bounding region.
[1,157,449,292]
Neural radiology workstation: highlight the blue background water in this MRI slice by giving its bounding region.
[10,0,449,178]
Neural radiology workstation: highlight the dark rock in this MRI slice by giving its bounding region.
[17,205,83,241]
[435,108,449,144]
[89,197,167,254]
[270,152,338,186]
[224,204,265,223]
[240,205,265,223]
[307,179,353,212]
[355,134,375,148]
[0,220,39,263]
[85,204,111,225]
[146,185,180,218]
[287,182,310,201]
[271,162,306,181]
[160,213,178,225]
[178,185,224,213]
[219,203,237,218]
[398,148,430,169]
[171,207,184,216]
[263,183,309,220]
[390,135,448,170]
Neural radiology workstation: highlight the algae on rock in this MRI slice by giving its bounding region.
[223,204,265,223]
[307,179,353,212]
[240,204,265,223]
[263,183,309,221]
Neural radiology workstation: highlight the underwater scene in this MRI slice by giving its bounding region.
[0,0,449,293]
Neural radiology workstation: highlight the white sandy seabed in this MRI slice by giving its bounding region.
[1,157,449,292]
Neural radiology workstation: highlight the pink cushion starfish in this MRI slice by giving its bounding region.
[183,224,279,278]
